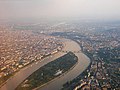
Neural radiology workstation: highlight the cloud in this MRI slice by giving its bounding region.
[0,0,120,20]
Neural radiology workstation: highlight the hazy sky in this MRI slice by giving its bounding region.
[0,0,120,20]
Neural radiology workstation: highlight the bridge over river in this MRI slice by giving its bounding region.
[60,50,81,53]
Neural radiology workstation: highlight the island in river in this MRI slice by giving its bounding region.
[16,52,78,90]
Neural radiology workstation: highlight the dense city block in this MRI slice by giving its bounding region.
[0,26,63,85]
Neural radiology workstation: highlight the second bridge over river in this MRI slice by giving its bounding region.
[60,50,81,53]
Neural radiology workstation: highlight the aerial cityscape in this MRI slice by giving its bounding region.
[0,0,120,90]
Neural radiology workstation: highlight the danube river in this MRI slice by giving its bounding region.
[0,39,90,90]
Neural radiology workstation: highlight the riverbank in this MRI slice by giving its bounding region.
[0,41,64,88]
